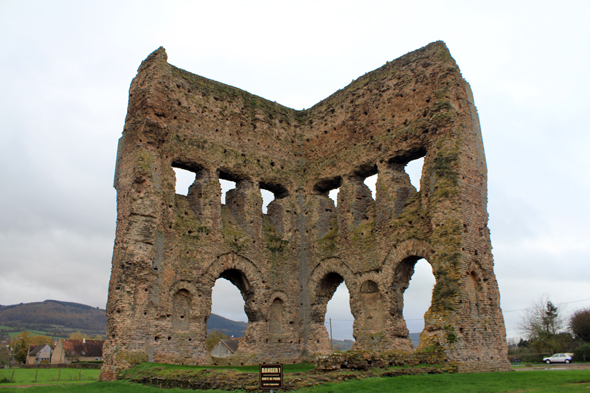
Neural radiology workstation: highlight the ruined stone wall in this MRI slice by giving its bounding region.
[100,41,509,380]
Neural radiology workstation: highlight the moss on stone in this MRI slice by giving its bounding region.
[118,350,149,366]
[355,332,388,352]
[431,100,453,113]
[431,153,459,185]
[317,218,339,258]
[220,205,250,252]
[135,149,153,177]
[351,219,377,261]
[444,325,458,343]
[315,347,445,371]
[431,271,460,311]
[262,216,289,254]
[170,65,299,124]
[173,196,211,238]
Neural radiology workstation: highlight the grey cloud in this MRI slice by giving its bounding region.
[1,1,589,342]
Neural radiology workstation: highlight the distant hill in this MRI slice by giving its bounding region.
[1,301,416,346]
[206,313,247,338]
[0,300,248,339]
[330,334,421,351]
[331,339,354,351]
[0,300,106,337]
[409,332,420,348]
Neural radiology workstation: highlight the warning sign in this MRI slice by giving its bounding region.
[259,363,283,390]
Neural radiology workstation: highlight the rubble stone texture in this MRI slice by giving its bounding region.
[100,41,510,380]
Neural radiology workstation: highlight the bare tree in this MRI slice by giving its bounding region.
[519,295,565,338]
[518,295,566,353]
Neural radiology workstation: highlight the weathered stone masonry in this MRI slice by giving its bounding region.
[100,41,509,380]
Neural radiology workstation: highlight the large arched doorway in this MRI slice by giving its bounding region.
[388,255,436,350]
[325,282,354,350]
[402,258,436,348]
[311,272,355,352]
[205,266,261,358]
[209,275,248,331]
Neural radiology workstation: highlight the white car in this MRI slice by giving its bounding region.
[543,353,573,364]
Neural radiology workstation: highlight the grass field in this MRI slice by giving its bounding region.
[0,369,589,392]
[0,326,64,339]
[0,368,100,385]
[300,370,590,393]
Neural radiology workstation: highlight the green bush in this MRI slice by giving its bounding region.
[573,342,590,362]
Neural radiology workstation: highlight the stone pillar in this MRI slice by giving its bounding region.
[187,168,222,232]
[375,160,416,230]
[225,179,263,240]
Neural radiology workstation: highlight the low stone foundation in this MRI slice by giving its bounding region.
[122,357,454,391]
[315,350,446,371]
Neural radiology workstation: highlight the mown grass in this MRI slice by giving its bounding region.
[0,369,589,392]
[299,370,590,392]
[0,327,66,339]
[0,381,189,392]
[4,329,54,338]
[0,368,100,385]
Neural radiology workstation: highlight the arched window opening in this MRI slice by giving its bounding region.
[325,282,354,346]
[364,173,378,199]
[402,258,435,348]
[328,189,340,206]
[173,167,196,196]
[405,157,424,191]
[387,148,425,193]
[219,179,237,204]
[260,181,288,214]
[261,189,274,213]
[208,277,248,336]
[314,176,343,206]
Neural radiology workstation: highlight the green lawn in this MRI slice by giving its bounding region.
[300,370,590,393]
[0,369,589,392]
[0,368,100,385]
[0,381,189,392]
[0,328,64,339]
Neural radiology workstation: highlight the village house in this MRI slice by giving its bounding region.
[26,344,53,365]
[210,338,240,358]
[51,339,104,364]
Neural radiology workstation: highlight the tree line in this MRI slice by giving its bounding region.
[510,295,590,362]
[0,331,104,366]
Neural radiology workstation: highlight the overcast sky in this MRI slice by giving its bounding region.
[1,0,589,341]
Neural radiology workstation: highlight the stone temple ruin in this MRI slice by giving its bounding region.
[100,41,509,380]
